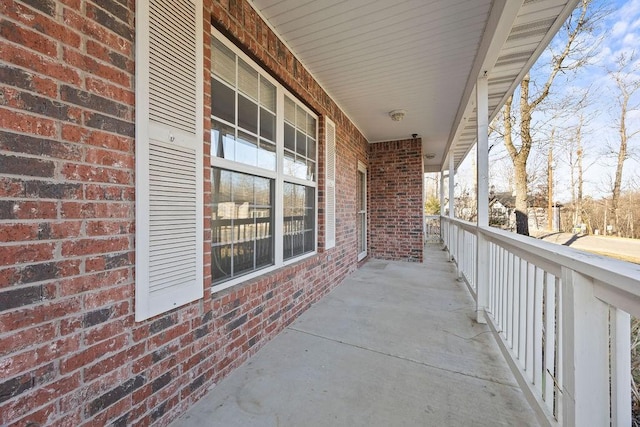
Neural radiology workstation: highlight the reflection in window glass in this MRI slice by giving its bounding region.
[212,120,236,161]
[257,140,276,170]
[260,108,275,141]
[212,168,274,283]
[238,95,258,135]
[211,78,235,124]
[236,131,258,167]
[283,95,316,181]
[283,183,315,260]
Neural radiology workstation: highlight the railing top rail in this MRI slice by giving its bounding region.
[442,216,640,300]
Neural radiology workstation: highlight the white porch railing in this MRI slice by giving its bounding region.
[424,215,441,243]
[441,216,640,427]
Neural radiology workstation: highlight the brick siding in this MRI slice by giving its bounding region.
[369,139,424,262]
[0,0,421,425]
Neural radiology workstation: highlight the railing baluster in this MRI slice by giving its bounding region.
[506,252,514,348]
[512,255,521,356]
[517,258,527,364]
[525,261,535,384]
[533,266,543,396]
[610,306,631,427]
[554,275,562,420]
[543,271,555,415]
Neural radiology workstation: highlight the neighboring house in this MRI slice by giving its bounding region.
[489,191,516,230]
[0,0,578,425]
[489,191,562,232]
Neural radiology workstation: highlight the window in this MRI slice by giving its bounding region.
[357,162,367,261]
[210,29,317,289]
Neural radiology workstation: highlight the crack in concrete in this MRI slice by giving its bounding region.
[287,326,519,389]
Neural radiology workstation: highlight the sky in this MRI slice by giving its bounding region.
[456,0,640,203]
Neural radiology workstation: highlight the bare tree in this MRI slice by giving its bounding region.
[501,0,602,235]
[609,52,640,236]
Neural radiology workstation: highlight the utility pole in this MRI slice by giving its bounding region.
[604,199,608,236]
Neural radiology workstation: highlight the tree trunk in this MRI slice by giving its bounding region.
[612,92,628,237]
[514,157,530,235]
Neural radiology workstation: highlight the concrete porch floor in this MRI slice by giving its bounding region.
[171,244,539,426]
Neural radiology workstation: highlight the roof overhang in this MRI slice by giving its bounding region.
[249,0,580,172]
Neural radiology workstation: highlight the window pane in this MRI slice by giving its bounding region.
[212,120,236,161]
[296,105,306,130]
[232,169,253,205]
[254,176,271,206]
[236,131,257,167]
[211,78,235,123]
[255,212,272,268]
[212,244,232,282]
[260,108,275,141]
[284,150,296,177]
[283,183,315,260]
[297,131,306,157]
[284,123,295,152]
[238,59,258,100]
[307,138,316,161]
[238,95,258,134]
[307,115,316,137]
[306,160,315,181]
[294,155,306,179]
[211,37,235,85]
[260,79,276,111]
[257,140,276,171]
[284,96,295,124]
[212,168,274,284]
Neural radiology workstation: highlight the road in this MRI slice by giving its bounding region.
[534,232,640,264]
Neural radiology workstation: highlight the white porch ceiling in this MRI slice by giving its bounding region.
[249,0,579,172]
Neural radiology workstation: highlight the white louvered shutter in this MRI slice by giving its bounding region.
[325,118,336,249]
[135,0,204,321]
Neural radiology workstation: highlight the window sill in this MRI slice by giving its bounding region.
[211,250,317,294]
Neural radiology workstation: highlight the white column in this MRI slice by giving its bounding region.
[476,76,489,323]
[440,171,445,244]
[448,155,456,263]
[440,171,445,216]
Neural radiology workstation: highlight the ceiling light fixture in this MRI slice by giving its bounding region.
[389,109,406,122]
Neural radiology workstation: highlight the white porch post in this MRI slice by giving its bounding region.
[476,76,490,323]
[440,171,446,244]
[440,171,445,216]
[561,268,609,427]
[448,155,456,265]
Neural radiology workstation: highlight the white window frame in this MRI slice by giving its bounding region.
[357,161,367,261]
[210,27,318,293]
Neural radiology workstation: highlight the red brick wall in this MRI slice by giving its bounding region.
[0,0,368,426]
[369,139,424,262]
